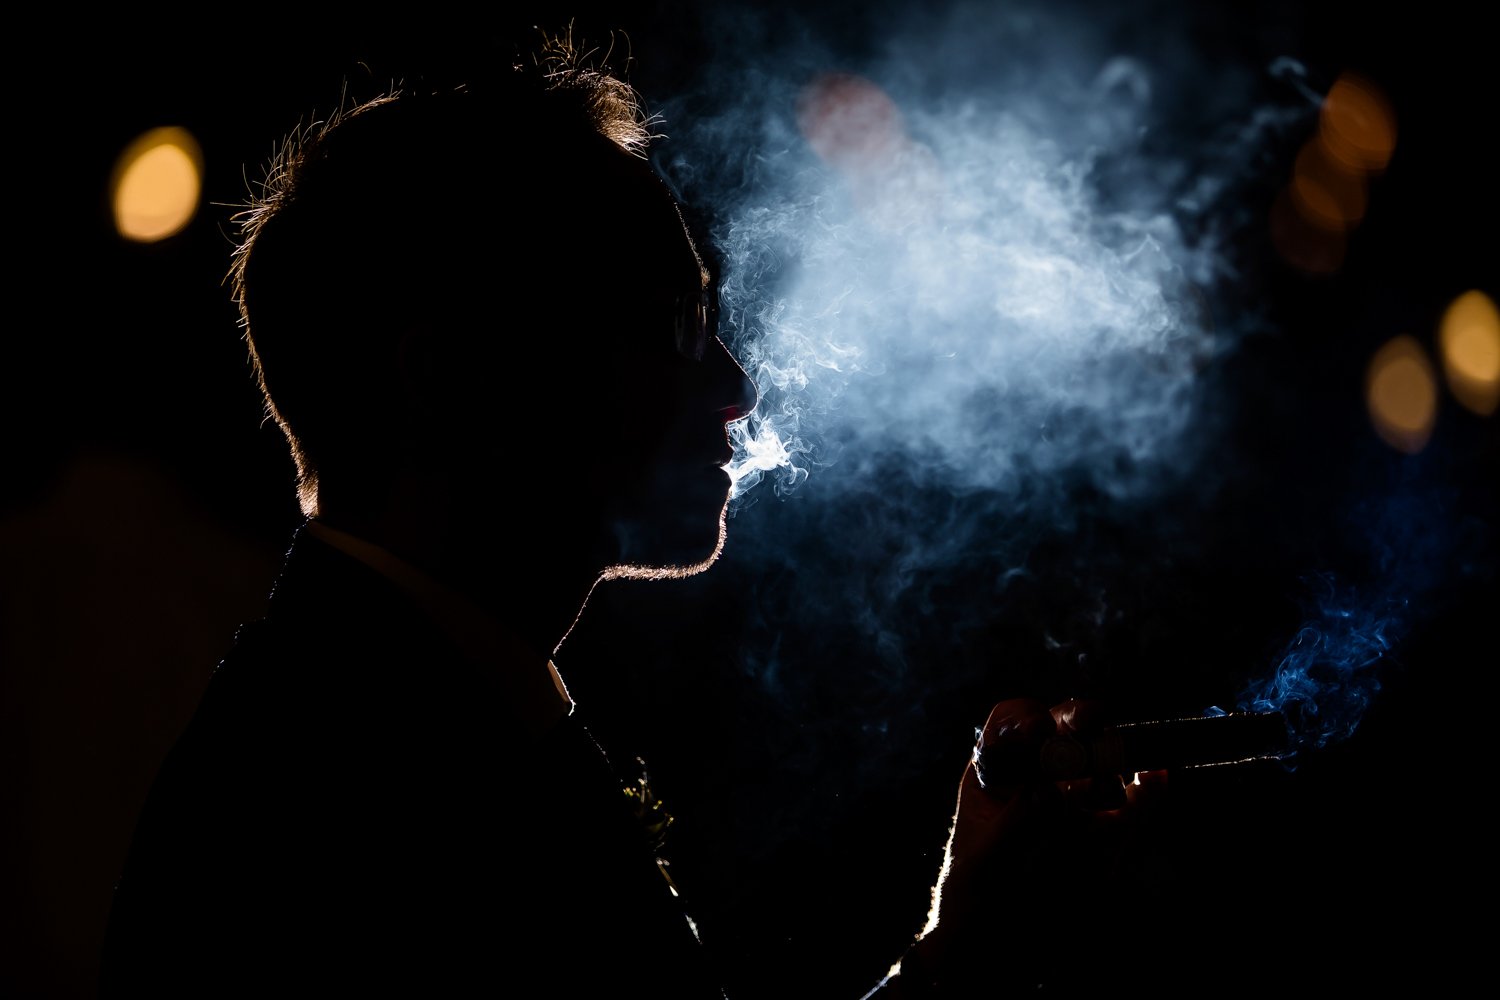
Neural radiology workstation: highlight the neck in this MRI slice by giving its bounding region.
[315,479,610,659]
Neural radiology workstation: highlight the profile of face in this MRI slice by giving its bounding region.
[597,284,757,580]
[588,167,758,580]
[448,145,756,581]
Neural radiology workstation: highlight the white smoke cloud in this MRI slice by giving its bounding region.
[658,2,1310,522]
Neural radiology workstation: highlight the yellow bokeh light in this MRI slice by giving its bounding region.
[1366,335,1438,453]
[111,127,203,242]
[1320,74,1396,174]
[1439,290,1500,415]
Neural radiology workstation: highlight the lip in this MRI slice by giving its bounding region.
[705,431,736,468]
[671,448,733,472]
[677,426,736,469]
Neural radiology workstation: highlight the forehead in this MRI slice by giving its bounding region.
[598,148,710,294]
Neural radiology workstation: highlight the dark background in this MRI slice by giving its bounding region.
[5,2,1495,996]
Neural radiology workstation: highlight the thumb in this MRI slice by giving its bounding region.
[972,698,1056,800]
[952,699,1056,857]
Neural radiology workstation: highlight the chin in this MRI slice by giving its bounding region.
[599,493,730,583]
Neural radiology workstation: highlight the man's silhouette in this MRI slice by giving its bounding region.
[102,41,1154,998]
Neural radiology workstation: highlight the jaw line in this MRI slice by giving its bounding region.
[597,498,729,584]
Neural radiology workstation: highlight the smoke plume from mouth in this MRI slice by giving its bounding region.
[716,62,1220,506]
[654,2,1317,681]
[661,5,1302,513]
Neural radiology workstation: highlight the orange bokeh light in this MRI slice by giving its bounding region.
[1291,139,1368,231]
[1439,290,1500,416]
[797,73,906,172]
[1320,74,1397,174]
[1270,187,1346,275]
[1366,335,1439,453]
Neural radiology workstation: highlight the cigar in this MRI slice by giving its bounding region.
[976,711,1290,787]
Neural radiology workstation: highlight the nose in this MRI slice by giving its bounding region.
[708,336,759,424]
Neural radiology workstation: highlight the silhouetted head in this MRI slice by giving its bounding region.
[231,39,755,586]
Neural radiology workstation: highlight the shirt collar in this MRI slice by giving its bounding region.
[305,519,574,738]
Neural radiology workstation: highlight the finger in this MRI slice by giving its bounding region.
[1123,768,1169,812]
[1059,774,1128,813]
[1078,770,1168,836]
[1050,697,1109,737]
[973,699,1056,795]
[954,757,1010,825]
[979,698,1056,747]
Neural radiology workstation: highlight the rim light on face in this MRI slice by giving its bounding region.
[673,292,710,361]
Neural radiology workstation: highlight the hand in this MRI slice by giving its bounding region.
[895,698,1166,994]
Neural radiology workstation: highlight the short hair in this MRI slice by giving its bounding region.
[229,34,658,516]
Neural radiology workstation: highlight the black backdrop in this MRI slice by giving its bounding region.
[5,3,1495,996]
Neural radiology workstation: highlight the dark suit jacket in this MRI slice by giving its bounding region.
[102,527,720,997]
